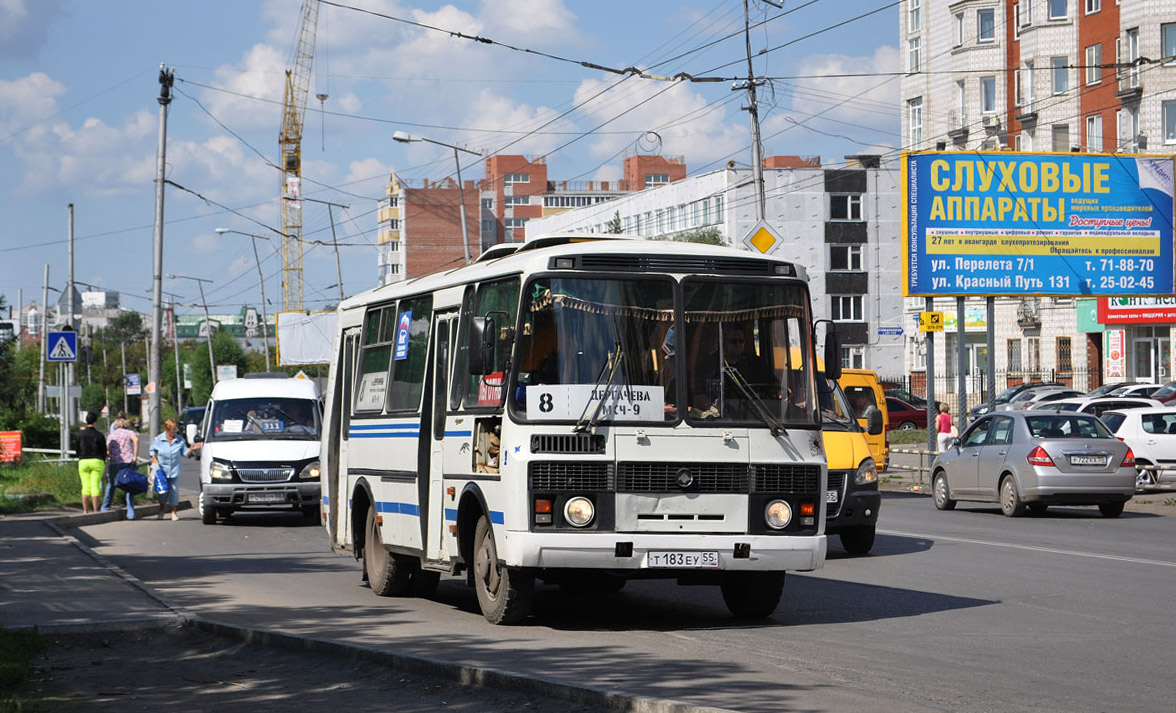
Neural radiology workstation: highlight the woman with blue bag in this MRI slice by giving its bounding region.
[149,418,201,521]
[102,418,140,519]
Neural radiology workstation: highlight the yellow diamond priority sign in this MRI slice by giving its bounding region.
[742,220,783,255]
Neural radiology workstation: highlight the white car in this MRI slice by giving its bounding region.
[1100,407,1176,489]
[1037,396,1162,417]
[994,387,1084,411]
[1106,383,1161,398]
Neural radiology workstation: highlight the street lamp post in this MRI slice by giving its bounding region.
[392,131,482,265]
[169,274,216,387]
[215,228,272,371]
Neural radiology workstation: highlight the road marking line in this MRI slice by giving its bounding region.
[880,529,1176,568]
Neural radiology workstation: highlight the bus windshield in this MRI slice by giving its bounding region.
[206,397,321,441]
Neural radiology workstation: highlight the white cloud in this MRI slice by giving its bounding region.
[478,0,578,47]
[786,46,900,130]
[343,157,393,187]
[0,0,64,58]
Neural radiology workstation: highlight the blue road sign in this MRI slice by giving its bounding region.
[46,331,78,362]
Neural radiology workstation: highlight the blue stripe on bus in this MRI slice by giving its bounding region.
[322,496,330,505]
[350,423,419,431]
[349,431,420,438]
[444,430,473,437]
[490,510,504,525]
[444,508,458,521]
[376,501,421,517]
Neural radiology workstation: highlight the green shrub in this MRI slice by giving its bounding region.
[0,411,60,450]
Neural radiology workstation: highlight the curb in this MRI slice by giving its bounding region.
[42,509,738,713]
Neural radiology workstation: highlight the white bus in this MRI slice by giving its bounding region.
[320,235,838,624]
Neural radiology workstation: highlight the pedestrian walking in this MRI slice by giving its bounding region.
[102,417,140,519]
[149,418,201,521]
[75,412,107,514]
[935,403,956,453]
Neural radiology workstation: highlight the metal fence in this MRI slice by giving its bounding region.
[878,369,1100,415]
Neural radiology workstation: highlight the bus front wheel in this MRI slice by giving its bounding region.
[473,516,533,625]
[720,572,785,618]
[364,508,411,596]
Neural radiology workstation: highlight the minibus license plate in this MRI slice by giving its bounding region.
[827,490,839,503]
[248,493,285,504]
[646,551,718,568]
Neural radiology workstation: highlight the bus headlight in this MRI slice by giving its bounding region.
[564,497,595,527]
[765,500,792,529]
[209,461,232,481]
[855,459,878,485]
[300,461,321,480]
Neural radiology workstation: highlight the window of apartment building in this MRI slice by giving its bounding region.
[955,80,967,121]
[1087,114,1103,151]
[842,346,865,370]
[977,8,995,43]
[504,218,527,228]
[1051,56,1069,94]
[1049,0,1067,20]
[953,12,964,46]
[1007,339,1022,374]
[656,209,665,233]
[831,295,863,322]
[1164,101,1176,144]
[1052,124,1071,151]
[1164,24,1176,66]
[980,76,997,113]
[1021,0,1033,26]
[909,0,920,33]
[480,198,493,210]
[644,174,670,188]
[1120,105,1140,150]
[668,205,678,232]
[908,97,923,147]
[387,196,399,208]
[714,195,724,223]
[504,195,529,206]
[829,244,864,271]
[504,173,529,184]
[1024,60,1035,104]
[1057,337,1073,373]
[830,194,863,221]
[480,219,496,233]
[1126,28,1140,87]
[1027,337,1041,375]
[1015,69,1023,105]
[1014,3,1020,39]
[623,216,632,233]
[1085,44,1101,85]
[1084,0,1099,14]
[386,218,401,230]
[908,36,921,73]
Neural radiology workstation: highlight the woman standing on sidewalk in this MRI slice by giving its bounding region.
[935,403,955,453]
[75,412,106,514]
[102,418,140,518]
[149,418,201,521]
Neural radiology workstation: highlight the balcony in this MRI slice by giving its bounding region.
[947,110,969,141]
[1015,98,1038,124]
[1115,73,1142,103]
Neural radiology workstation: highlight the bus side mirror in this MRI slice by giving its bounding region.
[469,316,496,375]
[867,409,884,435]
[823,327,841,381]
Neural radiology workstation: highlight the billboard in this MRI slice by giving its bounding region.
[903,152,1175,297]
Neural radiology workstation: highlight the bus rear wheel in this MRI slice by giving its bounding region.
[720,572,785,618]
[473,516,533,624]
[364,508,411,596]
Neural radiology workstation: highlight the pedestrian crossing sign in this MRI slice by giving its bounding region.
[47,331,77,362]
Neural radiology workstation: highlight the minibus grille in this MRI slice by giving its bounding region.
[531,433,606,454]
[236,467,296,483]
[578,255,779,276]
[529,462,614,491]
[617,462,749,493]
[826,471,847,518]
[752,464,821,493]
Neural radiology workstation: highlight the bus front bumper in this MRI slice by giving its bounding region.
[498,531,826,572]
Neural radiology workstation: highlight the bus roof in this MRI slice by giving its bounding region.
[339,233,808,312]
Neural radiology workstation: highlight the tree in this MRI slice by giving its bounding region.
[606,211,623,234]
[186,331,248,404]
[80,383,106,415]
[653,226,725,245]
[106,311,146,344]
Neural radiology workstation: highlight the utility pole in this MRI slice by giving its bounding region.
[735,0,779,222]
[290,196,350,302]
[66,204,75,427]
[171,274,216,387]
[214,228,273,370]
[121,342,128,416]
[38,265,48,413]
[15,288,21,352]
[393,132,480,265]
[150,63,174,440]
[171,301,182,413]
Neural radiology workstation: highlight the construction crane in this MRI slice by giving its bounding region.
[279,0,320,312]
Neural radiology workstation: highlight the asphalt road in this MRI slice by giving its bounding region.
[79,479,1175,713]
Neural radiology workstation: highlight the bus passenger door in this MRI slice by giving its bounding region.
[427,313,458,562]
[330,329,360,545]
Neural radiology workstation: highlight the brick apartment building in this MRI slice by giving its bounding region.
[376,154,687,282]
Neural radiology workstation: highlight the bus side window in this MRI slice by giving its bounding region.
[386,295,434,413]
[354,306,393,413]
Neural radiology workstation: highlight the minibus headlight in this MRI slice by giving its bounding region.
[209,461,232,481]
[765,500,792,529]
[564,497,595,527]
[855,459,878,485]
[300,461,321,480]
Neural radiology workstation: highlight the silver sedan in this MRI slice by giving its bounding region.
[930,410,1136,517]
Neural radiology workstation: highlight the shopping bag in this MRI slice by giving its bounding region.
[114,466,149,495]
[153,468,170,495]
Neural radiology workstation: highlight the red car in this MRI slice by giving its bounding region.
[885,397,928,430]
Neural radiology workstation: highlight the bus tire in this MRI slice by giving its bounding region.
[365,508,410,597]
[720,572,785,619]
[473,516,533,625]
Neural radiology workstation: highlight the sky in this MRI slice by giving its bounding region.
[0,0,900,320]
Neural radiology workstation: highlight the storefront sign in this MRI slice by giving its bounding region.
[1097,297,1176,324]
[903,152,1175,296]
[942,308,988,332]
[1104,329,1126,379]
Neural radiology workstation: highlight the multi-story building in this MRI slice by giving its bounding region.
[899,0,1176,407]
[376,154,688,283]
[525,156,906,373]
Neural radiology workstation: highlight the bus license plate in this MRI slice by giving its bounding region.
[248,492,285,504]
[827,490,839,503]
[646,551,719,568]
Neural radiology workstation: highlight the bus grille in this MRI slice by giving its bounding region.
[826,471,847,518]
[578,254,780,276]
[529,462,614,491]
[752,464,821,493]
[617,462,749,493]
[236,467,295,483]
[531,434,606,454]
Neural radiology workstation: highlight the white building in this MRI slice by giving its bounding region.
[526,157,906,374]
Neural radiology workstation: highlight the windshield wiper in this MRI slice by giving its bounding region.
[573,342,623,434]
[723,363,787,437]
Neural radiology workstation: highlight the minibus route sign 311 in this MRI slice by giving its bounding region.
[902,152,1176,298]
